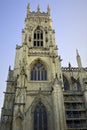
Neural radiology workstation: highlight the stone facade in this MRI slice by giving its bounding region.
[1,4,87,130]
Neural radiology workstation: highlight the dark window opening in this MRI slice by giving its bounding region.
[37,41,39,46]
[34,33,36,39]
[37,33,39,39]
[33,27,43,47]
[34,102,47,130]
[67,120,82,128]
[34,41,36,46]
[41,41,43,46]
[63,76,70,91]
[31,62,47,81]
[41,33,43,39]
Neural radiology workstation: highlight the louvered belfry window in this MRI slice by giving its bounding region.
[33,26,43,47]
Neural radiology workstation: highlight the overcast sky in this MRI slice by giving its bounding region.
[0,0,87,116]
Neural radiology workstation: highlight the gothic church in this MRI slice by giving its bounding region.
[1,4,87,130]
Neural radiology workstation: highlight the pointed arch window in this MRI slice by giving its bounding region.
[63,76,70,91]
[31,62,47,80]
[71,76,81,91]
[33,26,43,47]
[34,102,47,130]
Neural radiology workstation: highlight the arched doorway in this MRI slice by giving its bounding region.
[34,102,47,130]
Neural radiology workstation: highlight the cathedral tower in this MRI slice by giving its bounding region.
[1,4,87,130]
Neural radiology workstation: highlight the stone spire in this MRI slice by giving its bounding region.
[68,62,71,69]
[27,3,30,14]
[47,5,50,15]
[76,49,82,69]
[37,5,40,13]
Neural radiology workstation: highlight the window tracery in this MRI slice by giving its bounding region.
[33,27,43,47]
[31,62,47,80]
[34,102,47,130]
[63,76,70,91]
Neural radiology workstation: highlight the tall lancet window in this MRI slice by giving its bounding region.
[63,75,70,91]
[34,102,47,130]
[33,26,43,47]
[31,62,47,80]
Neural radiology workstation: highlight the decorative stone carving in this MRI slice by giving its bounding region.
[18,59,27,87]
[16,88,26,103]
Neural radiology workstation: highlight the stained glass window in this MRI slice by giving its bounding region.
[34,102,47,130]
[63,76,70,91]
[31,62,47,81]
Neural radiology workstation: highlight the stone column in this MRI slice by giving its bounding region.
[57,83,66,130]
[52,83,60,130]
[52,77,66,130]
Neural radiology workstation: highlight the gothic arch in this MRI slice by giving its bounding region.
[62,73,71,84]
[63,75,70,91]
[25,95,53,130]
[34,101,47,130]
[30,58,48,70]
[31,95,52,114]
[32,96,52,130]
[33,26,44,33]
[71,76,81,91]
[29,58,50,80]
[33,26,44,47]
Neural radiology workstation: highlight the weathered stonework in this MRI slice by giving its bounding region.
[1,4,87,130]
